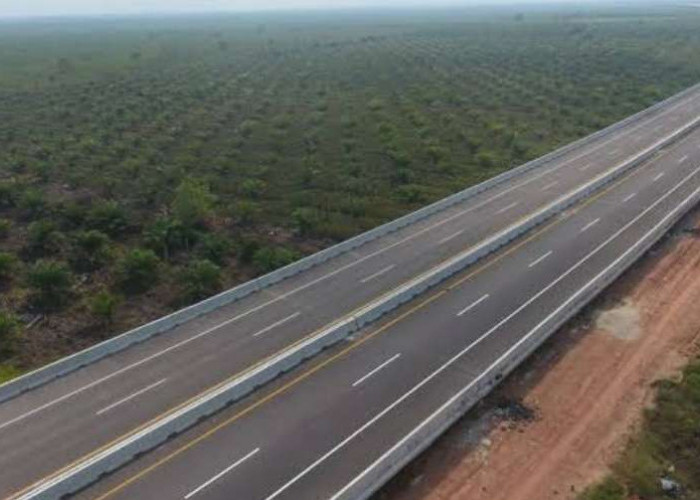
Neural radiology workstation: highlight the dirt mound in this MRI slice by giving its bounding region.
[595,299,641,341]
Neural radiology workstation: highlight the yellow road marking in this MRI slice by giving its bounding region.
[9,141,677,500]
[92,290,450,500]
[91,153,668,499]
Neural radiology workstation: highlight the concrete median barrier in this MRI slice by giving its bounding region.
[337,175,700,500]
[12,95,700,500]
[1,82,698,406]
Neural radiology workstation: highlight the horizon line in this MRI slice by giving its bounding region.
[0,0,654,22]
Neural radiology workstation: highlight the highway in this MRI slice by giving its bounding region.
[1,85,700,498]
[78,111,700,500]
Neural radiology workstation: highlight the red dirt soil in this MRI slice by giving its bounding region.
[377,211,700,500]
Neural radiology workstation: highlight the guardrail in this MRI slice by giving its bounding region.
[1,81,698,406]
[14,101,700,500]
[340,171,700,500]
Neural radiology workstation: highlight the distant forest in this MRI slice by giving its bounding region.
[2,4,700,378]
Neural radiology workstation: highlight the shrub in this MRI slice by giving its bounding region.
[143,217,190,259]
[197,233,232,266]
[367,98,384,111]
[395,185,427,204]
[0,218,11,239]
[0,181,16,208]
[117,248,160,294]
[0,363,21,384]
[0,252,19,282]
[26,260,74,310]
[252,246,300,274]
[240,179,267,199]
[232,200,260,226]
[87,201,129,236]
[89,290,121,325]
[0,311,19,355]
[239,119,257,137]
[18,188,46,217]
[272,114,291,130]
[476,151,499,169]
[57,201,89,230]
[580,477,626,500]
[178,259,222,303]
[25,220,65,257]
[292,207,320,236]
[72,230,111,271]
[172,178,215,229]
[236,237,260,265]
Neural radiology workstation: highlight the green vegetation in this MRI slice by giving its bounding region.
[0,252,19,283]
[178,259,222,303]
[117,249,160,294]
[580,358,700,500]
[1,5,700,372]
[26,260,74,310]
[72,230,112,272]
[89,290,122,325]
[581,478,627,500]
[0,311,19,356]
[0,364,21,385]
[252,246,300,274]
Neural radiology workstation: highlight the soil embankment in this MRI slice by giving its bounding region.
[378,208,700,500]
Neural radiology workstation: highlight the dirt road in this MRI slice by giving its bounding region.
[377,209,700,500]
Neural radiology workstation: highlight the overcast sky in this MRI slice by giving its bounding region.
[0,0,621,19]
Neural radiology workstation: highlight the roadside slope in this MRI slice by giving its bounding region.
[376,206,700,500]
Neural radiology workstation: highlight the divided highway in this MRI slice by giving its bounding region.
[80,105,700,500]
[2,84,700,499]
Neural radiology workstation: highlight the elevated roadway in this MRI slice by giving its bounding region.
[2,86,700,498]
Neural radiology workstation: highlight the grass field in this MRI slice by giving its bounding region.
[580,357,700,500]
[2,3,700,373]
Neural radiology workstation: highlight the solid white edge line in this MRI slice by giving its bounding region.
[5,81,696,404]
[96,379,168,416]
[14,97,700,500]
[437,229,465,245]
[184,448,260,499]
[495,201,520,214]
[456,294,490,317]
[351,354,402,388]
[4,92,697,433]
[0,312,299,429]
[252,312,301,338]
[360,265,397,284]
[528,250,553,268]
[0,301,271,431]
[329,181,700,500]
[265,165,700,500]
[0,162,534,429]
[580,218,601,233]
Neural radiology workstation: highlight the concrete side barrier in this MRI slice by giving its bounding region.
[1,82,698,406]
[15,101,700,500]
[339,177,700,500]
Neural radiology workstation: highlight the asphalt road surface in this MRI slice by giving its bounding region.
[3,88,700,499]
[79,112,700,500]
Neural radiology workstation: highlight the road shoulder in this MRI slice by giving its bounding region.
[376,204,700,500]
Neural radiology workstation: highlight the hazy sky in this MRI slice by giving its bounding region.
[0,0,611,18]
